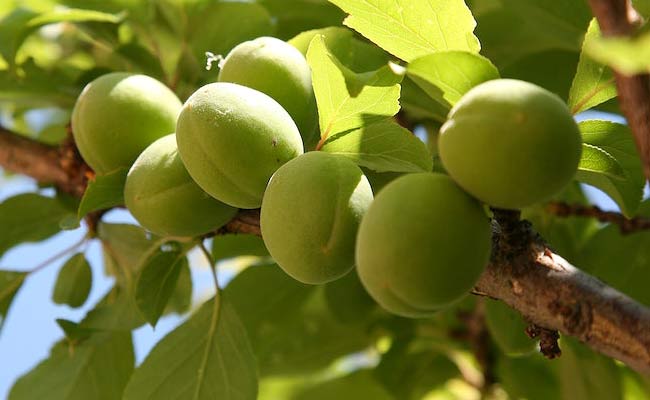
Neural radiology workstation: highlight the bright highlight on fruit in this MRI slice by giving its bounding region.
[176,82,304,209]
[356,173,491,318]
[72,72,182,174]
[439,79,582,210]
[124,134,236,238]
[261,152,373,284]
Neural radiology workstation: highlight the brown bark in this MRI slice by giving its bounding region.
[547,201,650,234]
[1,129,650,374]
[588,0,650,182]
[476,210,650,374]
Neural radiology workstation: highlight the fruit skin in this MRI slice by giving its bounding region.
[124,134,237,237]
[356,173,491,318]
[176,82,304,209]
[438,79,582,210]
[485,299,537,356]
[72,72,182,174]
[218,37,318,148]
[261,152,373,284]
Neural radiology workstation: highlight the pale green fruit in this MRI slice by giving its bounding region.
[176,82,304,209]
[218,37,318,148]
[485,299,537,356]
[124,134,236,237]
[356,173,491,318]
[439,79,582,209]
[261,152,373,284]
[72,72,182,174]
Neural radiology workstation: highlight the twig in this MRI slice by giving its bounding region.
[588,0,650,182]
[29,235,88,274]
[547,201,650,234]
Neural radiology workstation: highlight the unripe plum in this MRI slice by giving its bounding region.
[124,134,236,237]
[176,82,304,209]
[218,37,318,147]
[439,79,582,210]
[356,173,491,318]
[72,72,182,174]
[261,152,373,284]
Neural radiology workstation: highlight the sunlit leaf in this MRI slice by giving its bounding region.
[123,295,258,400]
[329,0,480,62]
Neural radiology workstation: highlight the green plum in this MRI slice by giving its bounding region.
[439,79,582,209]
[124,134,236,237]
[176,82,304,209]
[72,72,182,174]
[356,173,491,318]
[218,36,318,148]
[261,152,373,284]
[485,299,537,356]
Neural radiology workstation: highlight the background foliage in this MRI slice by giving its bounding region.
[1,0,650,399]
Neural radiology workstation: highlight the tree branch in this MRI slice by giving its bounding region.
[477,210,650,374]
[547,201,650,234]
[588,0,650,182]
[2,129,650,374]
[0,126,88,197]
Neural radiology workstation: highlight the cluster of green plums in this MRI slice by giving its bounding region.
[72,35,582,319]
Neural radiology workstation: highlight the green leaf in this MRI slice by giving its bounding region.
[407,51,500,106]
[9,332,134,400]
[307,35,401,141]
[212,234,269,262]
[399,76,449,122]
[324,270,376,324]
[558,338,623,400]
[188,2,273,68]
[77,167,128,220]
[123,295,258,400]
[320,121,433,173]
[293,370,393,400]
[0,7,122,64]
[52,253,92,308]
[0,61,78,107]
[579,201,650,306]
[375,348,459,399]
[496,353,561,400]
[568,19,616,114]
[500,49,580,100]
[165,258,192,315]
[0,270,27,331]
[259,0,345,40]
[585,31,650,76]
[227,265,370,376]
[98,223,162,277]
[576,120,645,217]
[289,26,389,72]
[80,285,146,331]
[475,0,590,68]
[226,264,313,336]
[135,245,187,327]
[56,318,94,342]
[0,193,74,258]
[329,0,480,62]
[578,143,626,181]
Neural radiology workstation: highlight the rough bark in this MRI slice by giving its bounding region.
[477,210,650,375]
[588,0,650,182]
[1,128,650,374]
